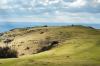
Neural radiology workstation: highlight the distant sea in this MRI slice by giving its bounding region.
[0,22,100,33]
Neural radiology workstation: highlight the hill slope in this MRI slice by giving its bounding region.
[0,25,100,66]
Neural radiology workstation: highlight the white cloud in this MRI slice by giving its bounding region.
[49,0,60,4]
[0,0,100,13]
[0,0,100,23]
[68,0,87,8]
[0,0,8,9]
[0,0,8,4]
[98,0,100,3]
[0,13,100,24]
[95,0,100,3]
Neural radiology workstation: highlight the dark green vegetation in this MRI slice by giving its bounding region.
[0,25,100,66]
[0,47,18,58]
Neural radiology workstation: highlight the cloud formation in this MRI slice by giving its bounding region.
[0,0,100,13]
[0,0,100,23]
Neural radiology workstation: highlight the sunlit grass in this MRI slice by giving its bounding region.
[0,26,100,66]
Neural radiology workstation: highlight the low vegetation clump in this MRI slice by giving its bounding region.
[0,47,18,58]
[42,25,48,27]
[0,38,2,42]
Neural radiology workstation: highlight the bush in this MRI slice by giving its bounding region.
[42,25,48,27]
[38,37,59,52]
[0,47,18,58]
[0,38,1,42]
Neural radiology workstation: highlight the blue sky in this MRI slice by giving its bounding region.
[0,0,100,32]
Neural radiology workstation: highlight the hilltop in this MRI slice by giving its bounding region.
[0,25,100,66]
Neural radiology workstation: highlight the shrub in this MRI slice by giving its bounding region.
[3,39,13,46]
[42,25,48,27]
[0,38,1,42]
[0,47,18,58]
[0,33,3,36]
[38,37,59,52]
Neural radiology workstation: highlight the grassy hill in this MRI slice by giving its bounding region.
[0,25,100,66]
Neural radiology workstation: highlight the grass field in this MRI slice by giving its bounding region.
[0,26,100,66]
